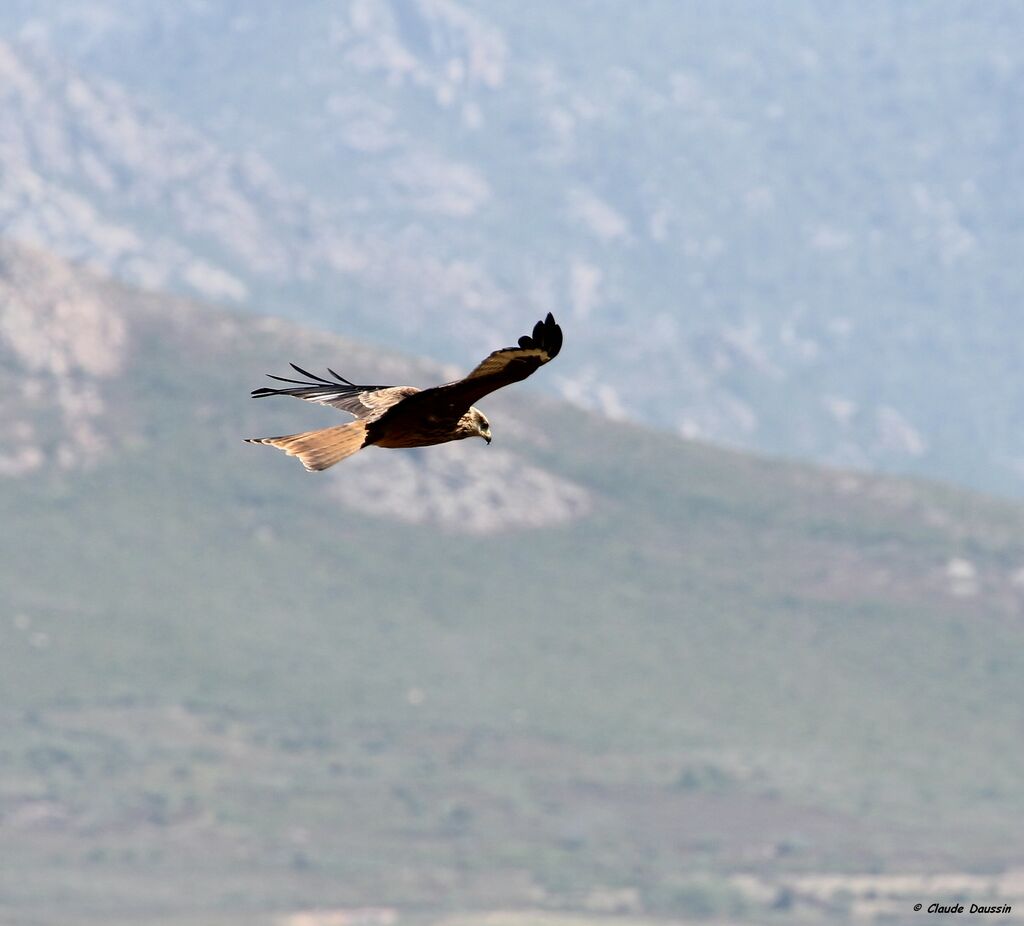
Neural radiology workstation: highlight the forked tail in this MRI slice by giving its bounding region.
[244,420,369,471]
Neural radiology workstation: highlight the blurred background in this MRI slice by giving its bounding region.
[1,2,1022,924]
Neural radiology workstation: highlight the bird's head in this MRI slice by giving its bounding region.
[466,406,491,444]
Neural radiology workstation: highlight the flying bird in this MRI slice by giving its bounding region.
[245,313,563,471]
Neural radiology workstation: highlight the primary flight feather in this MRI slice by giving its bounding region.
[245,313,563,471]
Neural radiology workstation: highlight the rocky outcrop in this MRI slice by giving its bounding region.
[0,241,126,473]
[327,440,590,533]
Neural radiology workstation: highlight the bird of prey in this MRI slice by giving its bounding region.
[245,313,563,472]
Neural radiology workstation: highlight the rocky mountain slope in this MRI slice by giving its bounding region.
[0,240,586,531]
[1,2,1023,498]
[2,240,1023,924]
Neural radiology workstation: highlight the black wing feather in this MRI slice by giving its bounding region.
[397,314,563,415]
[250,366,402,418]
[263,373,322,386]
[328,368,356,385]
[289,363,335,384]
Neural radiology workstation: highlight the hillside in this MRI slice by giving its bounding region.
[1,240,1023,924]
[1,2,1024,498]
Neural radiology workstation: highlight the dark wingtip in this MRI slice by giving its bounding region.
[516,314,562,359]
[539,313,562,359]
[548,321,563,358]
[327,367,355,386]
[289,362,332,384]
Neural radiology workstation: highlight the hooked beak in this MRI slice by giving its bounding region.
[484,435,492,445]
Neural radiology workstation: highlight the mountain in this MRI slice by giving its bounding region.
[1,1,1024,501]
[1,239,1023,925]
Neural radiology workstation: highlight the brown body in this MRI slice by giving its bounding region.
[246,315,561,472]
[371,413,481,449]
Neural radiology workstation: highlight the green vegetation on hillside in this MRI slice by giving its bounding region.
[2,263,1023,924]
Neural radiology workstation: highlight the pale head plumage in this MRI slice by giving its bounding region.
[457,406,491,443]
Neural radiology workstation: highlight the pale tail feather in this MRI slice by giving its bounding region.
[244,420,368,471]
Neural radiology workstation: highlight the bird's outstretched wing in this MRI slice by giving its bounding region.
[414,313,563,410]
[251,364,418,420]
